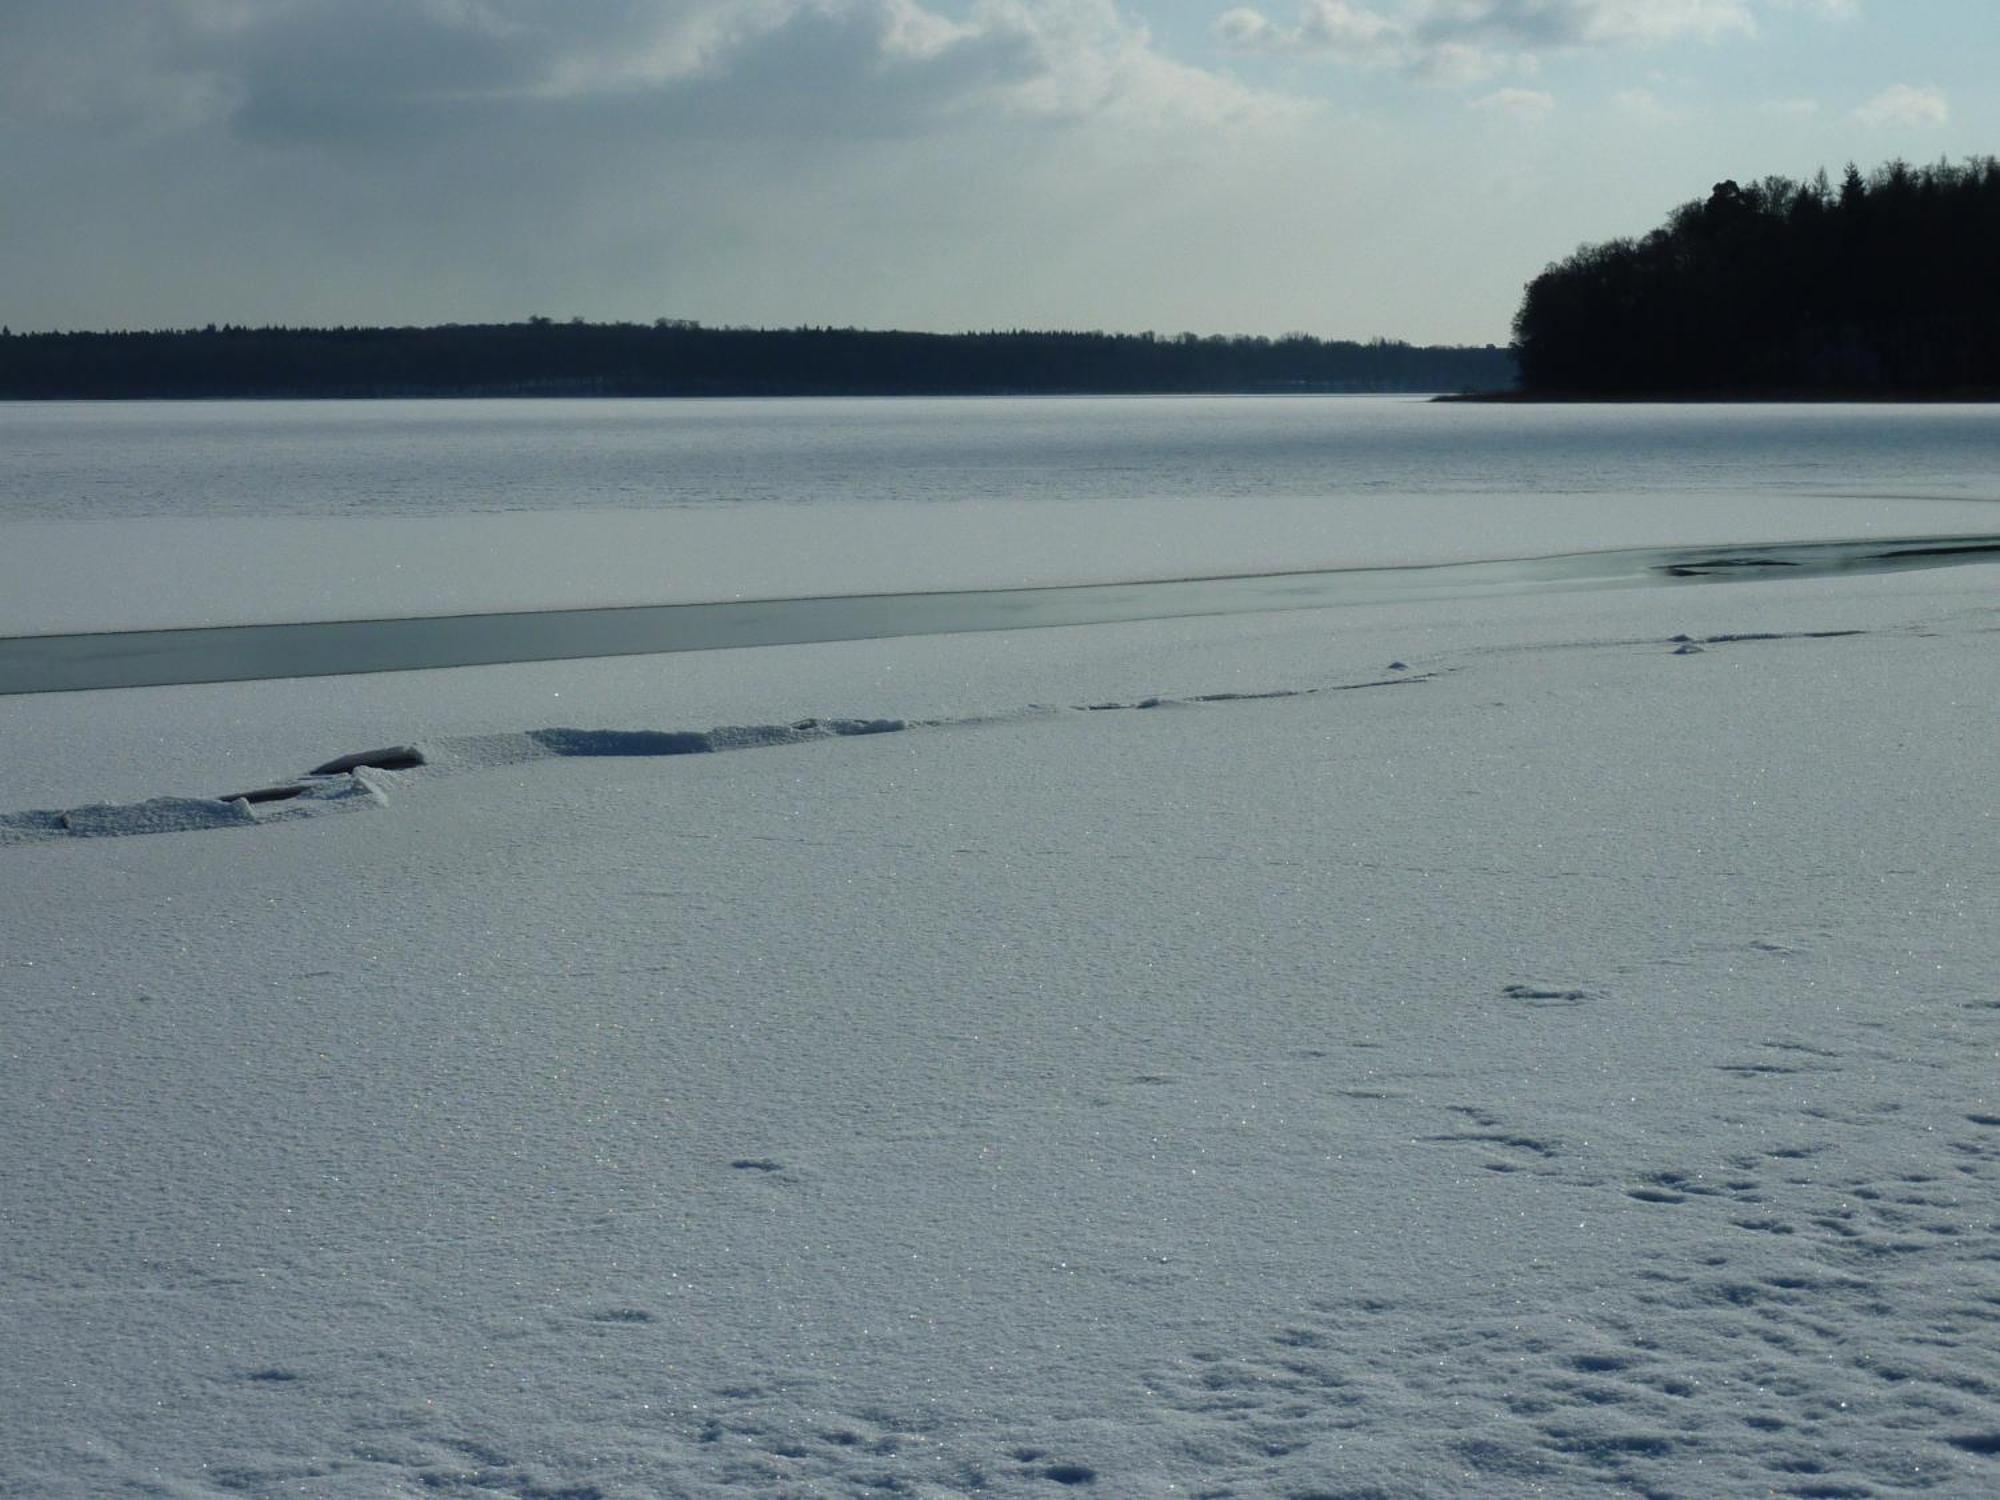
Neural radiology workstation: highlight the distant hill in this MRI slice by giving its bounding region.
[1512,157,2000,396]
[0,321,1514,399]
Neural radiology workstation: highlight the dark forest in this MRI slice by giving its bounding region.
[1513,157,2000,396]
[0,321,1513,400]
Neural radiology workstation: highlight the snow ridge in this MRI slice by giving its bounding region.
[4,619,1899,847]
[6,627,1879,845]
[0,675,1432,845]
[0,716,910,844]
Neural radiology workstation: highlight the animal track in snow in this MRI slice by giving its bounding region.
[1423,1105,1562,1163]
[586,1308,656,1325]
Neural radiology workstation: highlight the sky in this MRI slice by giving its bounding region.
[2,1,1993,344]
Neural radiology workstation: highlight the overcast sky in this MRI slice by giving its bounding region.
[3,1,1992,343]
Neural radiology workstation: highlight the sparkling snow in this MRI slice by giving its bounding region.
[4,548,1997,1496]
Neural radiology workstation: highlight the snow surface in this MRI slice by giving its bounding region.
[4,557,1998,1498]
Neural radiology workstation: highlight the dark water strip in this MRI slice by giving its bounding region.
[3,535,1996,697]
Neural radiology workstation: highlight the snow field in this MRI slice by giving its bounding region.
[2,565,1997,1497]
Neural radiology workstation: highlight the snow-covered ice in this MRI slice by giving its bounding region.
[8,488,2000,637]
[7,394,2000,636]
[3,552,1997,1497]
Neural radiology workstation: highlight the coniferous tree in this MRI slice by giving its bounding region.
[1513,157,2000,394]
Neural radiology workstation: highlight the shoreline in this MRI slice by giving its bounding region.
[1439,387,2000,403]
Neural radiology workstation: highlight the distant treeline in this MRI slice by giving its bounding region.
[0,321,1513,399]
[1513,157,2000,395]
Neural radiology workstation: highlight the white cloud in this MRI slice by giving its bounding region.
[1611,87,1672,120]
[1470,86,1554,118]
[1214,0,1759,78]
[1852,83,1948,128]
[0,0,1336,341]
[1769,0,1857,18]
[2,0,1291,143]
[1546,1,1756,46]
[979,0,1304,128]
[537,0,1292,131]
[1411,39,1522,86]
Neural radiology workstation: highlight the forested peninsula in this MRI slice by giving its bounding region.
[0,322,1511,400]
[1512,157,2000,397]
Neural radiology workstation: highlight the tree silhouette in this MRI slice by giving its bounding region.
[1513,157,2000,394]
[0,321,1515,399]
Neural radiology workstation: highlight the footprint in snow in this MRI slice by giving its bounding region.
[1503,983,1593,1007]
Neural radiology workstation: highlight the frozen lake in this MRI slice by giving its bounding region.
[5,535,1998,696]
[5,394,1999,522]
[2,396,1997,639]
[3,397,1999,1498]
